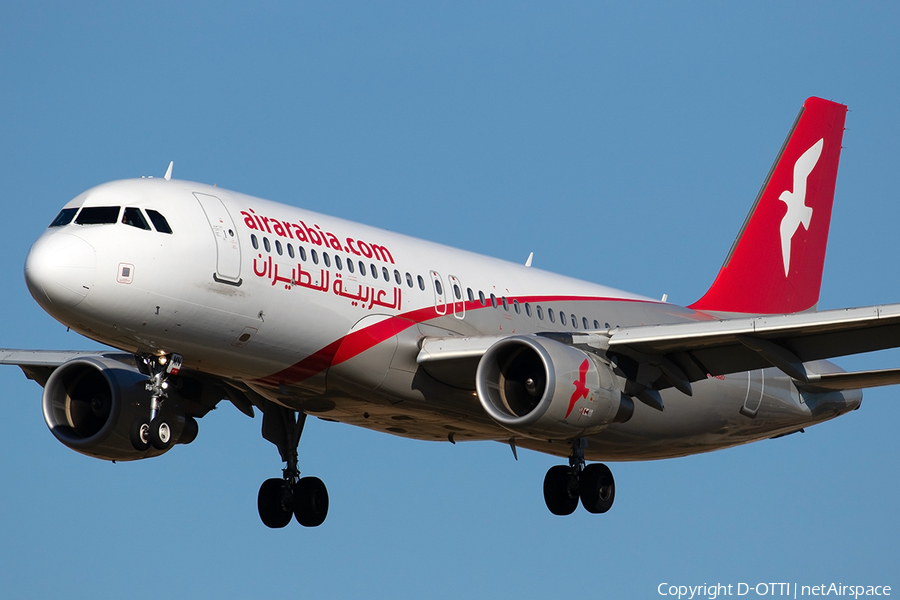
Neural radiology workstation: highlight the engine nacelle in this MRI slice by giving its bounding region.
[475,335,633,440]
[42,355,193,461]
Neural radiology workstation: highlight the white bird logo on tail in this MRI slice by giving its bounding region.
[778,138,823,277]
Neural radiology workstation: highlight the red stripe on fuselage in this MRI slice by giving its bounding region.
[255,294,664,386]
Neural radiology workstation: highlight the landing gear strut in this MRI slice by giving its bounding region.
[542,438,615,516]
[130,353,183,451]
[257,403,329,528]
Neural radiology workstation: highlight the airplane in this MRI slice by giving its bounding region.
[3,96,900,529]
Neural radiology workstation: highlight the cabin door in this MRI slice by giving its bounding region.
[194,193,242,285]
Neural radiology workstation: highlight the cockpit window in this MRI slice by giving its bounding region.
[145,209,173,234]
[75,206,121,225]
[122,207,151,230]
[49,208,78,228]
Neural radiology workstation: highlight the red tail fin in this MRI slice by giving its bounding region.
[689,97,847,314]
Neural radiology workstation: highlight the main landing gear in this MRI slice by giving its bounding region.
[130,353,185,452]
[257,405,329,528]
[543,438,615,516]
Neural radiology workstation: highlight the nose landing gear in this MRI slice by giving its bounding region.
[130,353,183,452]
[542,438,616,516]
[257,405,329,528]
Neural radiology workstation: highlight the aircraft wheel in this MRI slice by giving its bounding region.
[149,417,172,450]
[543,465,578,516]
[258,478,293,528]
[293,477,329,527]
[579,463,615,514]
[179,415,199,445]
[129,417,151,451]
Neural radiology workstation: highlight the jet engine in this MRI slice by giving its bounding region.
[475,335,633,440]
[42,355,196,461]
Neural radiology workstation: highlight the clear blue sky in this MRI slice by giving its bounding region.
[1,2,898,598]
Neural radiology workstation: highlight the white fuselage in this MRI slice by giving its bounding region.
[25,178,860,461]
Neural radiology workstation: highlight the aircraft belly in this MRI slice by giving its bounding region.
[579,371,856,461]
[322,339,506,442]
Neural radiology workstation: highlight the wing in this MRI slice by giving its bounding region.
[417,303,900,394]
[0,349,129,386]
[606,303,900,391]
[0,349,257,417]
[608,304,900,375]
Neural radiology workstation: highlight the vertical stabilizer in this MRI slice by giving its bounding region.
[690,97,847,314]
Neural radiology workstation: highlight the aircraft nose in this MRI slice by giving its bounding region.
[25,232,97,309]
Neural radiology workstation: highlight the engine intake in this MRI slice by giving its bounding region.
[42,356,192,461]
[475,336,632,440]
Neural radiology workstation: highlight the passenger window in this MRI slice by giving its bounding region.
[537,305,543,320]
[251,234,259,250]
[583,317,589,329]
[382,266,389,282]
[513,300,520,314]
[145,210,173,234]
[347,259,354,273]
[122,208,151,230]
[572,315,578,329]
[275,240,283,255]
[76,206,120,225]
[454,284,461,300]
[287,244,295,259]
[299,246,307,261]
[368,264,376,279]
[525,303,532,317]
[501,296,508,311]
[490,293,497,308]
[359,261,366,275]
[479,291,486,306]
[263,237,271,253]
[548,309,555,323]
[335,255,342,270]
[311,249,318,264]
[323,252,331,267]
[418,275,425,290]
[435,279,443,295]
[394,270,402,285]
[594,320,601,329]
[406,273,413,288]
[467,288,474,302]
[49,208,78,228]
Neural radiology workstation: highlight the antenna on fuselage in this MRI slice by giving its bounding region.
[525,252,533,267]
[164,161,174,181]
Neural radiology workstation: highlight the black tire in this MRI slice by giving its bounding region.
[293,476,329,527]
[579,463,615,514]
[543,465,578,516]
[258,478,292,529]
[149,417,172,450]
[129,417,151,451]
[179,416,199,445]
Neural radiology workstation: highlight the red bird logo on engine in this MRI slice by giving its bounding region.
[566,359,590,419]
